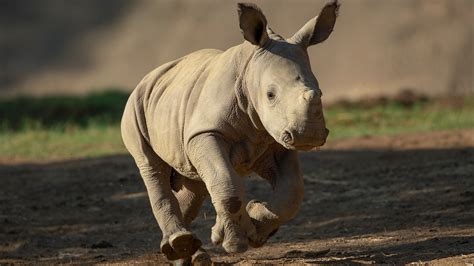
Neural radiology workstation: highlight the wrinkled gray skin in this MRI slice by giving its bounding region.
[121,1,339,262]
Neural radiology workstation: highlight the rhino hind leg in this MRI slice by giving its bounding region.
[171,174,211,262]
[121,103,200,260]
[172,174,209,228]
[135,158,202,260]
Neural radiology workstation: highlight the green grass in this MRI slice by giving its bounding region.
[0,125,123,161]
[0,91,473,161]
[0,91,129,161]
[0,90,128,131]
[325,97,474,140]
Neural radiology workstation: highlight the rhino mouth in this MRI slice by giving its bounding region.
[279,130,326,151]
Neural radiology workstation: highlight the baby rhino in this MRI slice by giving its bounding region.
[121,1,339,263]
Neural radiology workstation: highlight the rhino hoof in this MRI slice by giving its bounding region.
[160,240,180,261]
[162,231,202,261]
[171,247,211,266]
[192,248,212,265]
[170,231,202,256]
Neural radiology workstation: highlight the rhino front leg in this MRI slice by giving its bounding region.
[249,149,304,247]
[188,134,257,253]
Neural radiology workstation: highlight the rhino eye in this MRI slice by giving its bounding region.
[267,91,275,101]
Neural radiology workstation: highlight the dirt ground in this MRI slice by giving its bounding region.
[1,129,473,264]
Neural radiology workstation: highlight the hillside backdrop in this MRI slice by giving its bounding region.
[1,0,472,102]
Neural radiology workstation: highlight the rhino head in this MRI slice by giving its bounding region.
[238,1,339,151]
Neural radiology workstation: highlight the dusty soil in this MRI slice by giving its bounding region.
[1,129,473,264]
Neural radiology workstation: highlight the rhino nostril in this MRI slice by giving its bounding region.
[281,130,294,145]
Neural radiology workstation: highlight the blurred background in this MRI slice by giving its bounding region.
[0,0,473,161]
[1,0,472,100]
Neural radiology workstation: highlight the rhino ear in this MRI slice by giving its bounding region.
[237,3,269,47]
[291,0,340,48]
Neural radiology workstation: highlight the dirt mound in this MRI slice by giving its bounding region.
[1,129,473,264]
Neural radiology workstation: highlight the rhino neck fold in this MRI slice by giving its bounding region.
[234,43,265,132]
